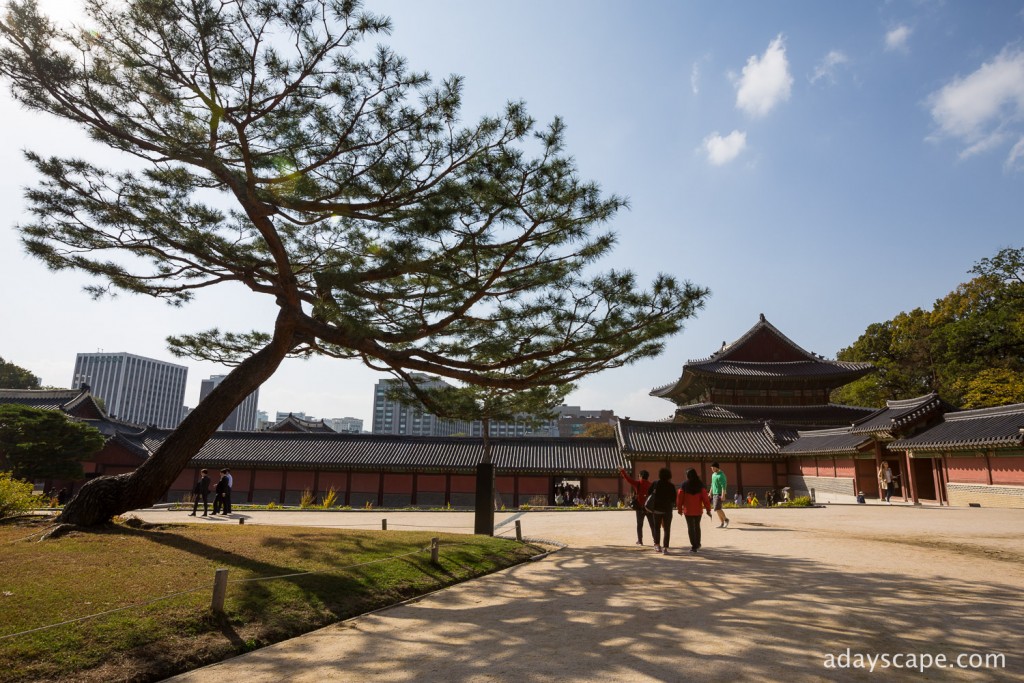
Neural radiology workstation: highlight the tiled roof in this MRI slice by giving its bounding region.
[617,420,784,457]
[267,414,337,433]
[0,387,130,429]
[889,403,1024,452]
[683,359,874,379]
[0,388,85,411]
[780,427,874,455]
[650,316,874,400]
[849,393,954,435]
[673,403,875,425]
[123,430,627,474]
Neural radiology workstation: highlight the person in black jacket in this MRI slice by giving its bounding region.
[646,467,677,554]
[212,471,229,515]
[189,469,211,516]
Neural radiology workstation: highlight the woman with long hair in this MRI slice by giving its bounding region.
[676,468,712,553]
[646,467,677,554]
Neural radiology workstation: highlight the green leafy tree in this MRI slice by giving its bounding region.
[0,0,707,526]
[0,356,41,389]
[956,368,1024,409]
[0,404,104,481]
[833,246,1024,408]
[832,309,936,407]
[0,471,42,519]
[388,374,571,533]
[574,422,616,438]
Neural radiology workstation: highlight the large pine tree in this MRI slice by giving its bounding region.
[0,0,707,525]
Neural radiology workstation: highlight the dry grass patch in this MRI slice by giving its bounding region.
[0,516,545,682]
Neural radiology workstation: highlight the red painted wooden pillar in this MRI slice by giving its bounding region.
[903,452,918,504]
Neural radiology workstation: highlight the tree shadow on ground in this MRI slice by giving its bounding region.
[211,542,1023,682]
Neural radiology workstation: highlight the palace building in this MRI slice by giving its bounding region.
[4,315,1023,508]
[651,313,876,427]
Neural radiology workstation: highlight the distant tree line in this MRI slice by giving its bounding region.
[832,246,1024,409]
[0,356,41,389]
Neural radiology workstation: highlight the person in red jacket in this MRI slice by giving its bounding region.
[676,468,713,553]
[619,467,654,545]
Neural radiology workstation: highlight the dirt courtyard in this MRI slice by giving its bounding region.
[146,504,1023,682]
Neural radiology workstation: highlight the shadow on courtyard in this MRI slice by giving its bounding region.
[208,540,1023,682]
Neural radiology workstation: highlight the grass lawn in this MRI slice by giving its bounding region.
[0,516,546,682]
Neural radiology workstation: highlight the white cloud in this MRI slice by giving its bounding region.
[927,48,1024,168]
[1006,137,1024,171]
[691,62,701,95]
[735,35,793,117]
[702,130,747,165]
[810,50,849,85]
[885,25,912,52]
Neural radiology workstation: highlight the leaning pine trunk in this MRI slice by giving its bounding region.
[57,329,295,527]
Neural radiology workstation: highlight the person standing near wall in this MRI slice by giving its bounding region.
[878,461,896,504]
[709,462,730,528]
[619,467,654,546]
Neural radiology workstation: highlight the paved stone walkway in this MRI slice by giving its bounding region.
[136,505,1024,682]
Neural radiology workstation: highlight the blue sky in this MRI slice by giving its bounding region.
[1,0,1022,425]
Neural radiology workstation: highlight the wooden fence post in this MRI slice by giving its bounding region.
[515,519,522,542]
[382,518,387,530]
[211,568,229,614]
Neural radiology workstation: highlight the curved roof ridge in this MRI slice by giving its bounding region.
[885,392,939,409]
[944,402,1024,421]
[687,315,813,363]
[794,426,856,437]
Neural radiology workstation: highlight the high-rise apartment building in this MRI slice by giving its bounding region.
[372,374,470,436]
[198,375,260,431]
[72,352,187,428]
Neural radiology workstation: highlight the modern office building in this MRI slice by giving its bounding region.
[372,374,470,436]
[198,375,260,431]
[373,376,614,438]
[324,417,364,434]
[553,405,618,437]
[72,352,187,428]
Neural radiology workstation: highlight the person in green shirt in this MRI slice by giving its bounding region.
[709,462,730,528]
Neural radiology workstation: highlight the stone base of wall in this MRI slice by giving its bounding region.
[788,475,857,504]
[947,483,1024,509]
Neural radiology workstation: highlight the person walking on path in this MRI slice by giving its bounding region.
[709,462,730,528]
[677,468,713,553]
[878,461,897,504]
[646,467,677,554]
[619,467,654,545]
[189,469,211,516]
[212,471,229,515]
